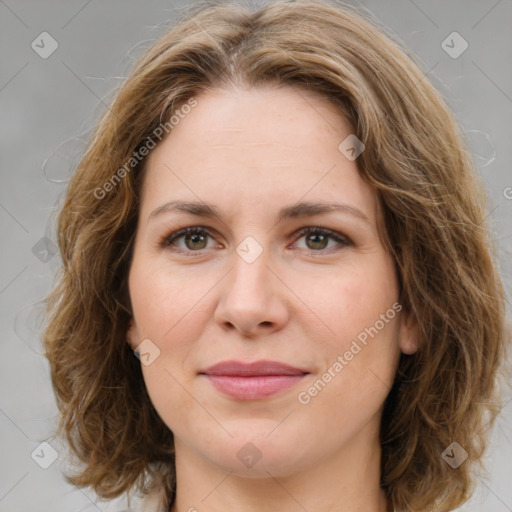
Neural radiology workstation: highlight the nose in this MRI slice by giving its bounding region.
[213,247,289,337]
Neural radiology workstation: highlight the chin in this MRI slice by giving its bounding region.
[201,429,313,478]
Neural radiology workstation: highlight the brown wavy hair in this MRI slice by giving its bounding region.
[42,0,511,510]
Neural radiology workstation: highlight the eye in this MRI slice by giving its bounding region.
[160,225,353,255]
[292,227,353,253]
[160,226,218,253]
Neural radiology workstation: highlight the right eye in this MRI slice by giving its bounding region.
[160,226,219,254]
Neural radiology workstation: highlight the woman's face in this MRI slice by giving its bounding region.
[127,84,418,478]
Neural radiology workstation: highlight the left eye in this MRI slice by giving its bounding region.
[160,226,352,254]
[292,227,352,252]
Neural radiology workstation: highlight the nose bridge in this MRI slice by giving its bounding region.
[229,242,273,301]
[214,235,289,334]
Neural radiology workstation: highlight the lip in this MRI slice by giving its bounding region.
[200,359,309,376]
[199,360,310,400]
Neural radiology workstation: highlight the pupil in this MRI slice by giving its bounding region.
[308,234,327,249]
[188,233,206,249]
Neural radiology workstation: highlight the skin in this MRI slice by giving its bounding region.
[127,84,419,512]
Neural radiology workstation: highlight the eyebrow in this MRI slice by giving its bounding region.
[148,200,370,225]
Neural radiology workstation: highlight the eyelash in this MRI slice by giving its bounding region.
[159,226,353,255]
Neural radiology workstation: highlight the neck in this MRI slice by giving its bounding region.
[169,420,389,512]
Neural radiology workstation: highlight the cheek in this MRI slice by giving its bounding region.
[293,254,399,347]
[141,363,200,440]
[296,255,401,397]
[128,254,216,361]
[129,255,210,340]
[129,260,206,429]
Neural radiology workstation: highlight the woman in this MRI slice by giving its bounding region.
[42,1,510,511]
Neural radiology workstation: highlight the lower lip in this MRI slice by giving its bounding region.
[203,374,307,400]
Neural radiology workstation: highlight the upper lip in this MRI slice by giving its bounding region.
[200,360,309,376]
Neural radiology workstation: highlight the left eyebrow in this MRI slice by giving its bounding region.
[147,200,370,225]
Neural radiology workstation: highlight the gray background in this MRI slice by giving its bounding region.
[1,0,511,511]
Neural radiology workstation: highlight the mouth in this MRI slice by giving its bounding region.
[199,360,310,400]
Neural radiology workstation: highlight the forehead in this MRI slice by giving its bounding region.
[139,84,378,226]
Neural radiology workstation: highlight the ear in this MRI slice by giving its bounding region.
[398,308,420,355]
[126,318,140,350]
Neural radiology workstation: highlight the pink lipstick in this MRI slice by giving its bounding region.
[199,360,309,400]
